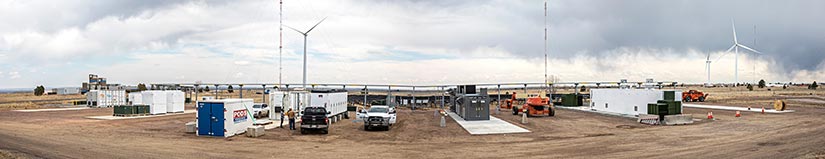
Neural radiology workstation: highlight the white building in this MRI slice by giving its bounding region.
[54,87,80,95]
[589,89,682,116]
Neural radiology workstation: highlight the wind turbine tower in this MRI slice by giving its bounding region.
[726,19,763,84]
[287,17,327,88]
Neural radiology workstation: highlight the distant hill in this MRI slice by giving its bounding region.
[0,88,34,94]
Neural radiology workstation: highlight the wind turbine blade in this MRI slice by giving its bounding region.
[285,25,306,35]
[726,44,736,52]
[737,44,763,55]
[714,45,736,62]
[707,52,711,61]
[732,19,738,44]
[305,17,328,34]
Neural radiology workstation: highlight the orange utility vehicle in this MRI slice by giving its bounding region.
[682,90,708,102]
[505,93,555,117]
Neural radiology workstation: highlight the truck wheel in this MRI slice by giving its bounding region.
[512,107,518,115]
[549,107,555,117]
[300,129,307,134]
[323,128,329,134]
[344,113,350,119]
[698,97,705,102]
[386,126,391,131]
[364,125,369,131]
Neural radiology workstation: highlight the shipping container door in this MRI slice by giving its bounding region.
[211,103,225,137]
[197,102,211,136]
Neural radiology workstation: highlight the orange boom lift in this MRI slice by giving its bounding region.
[503,92,555,117]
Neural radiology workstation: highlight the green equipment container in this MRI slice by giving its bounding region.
[655,100,683,115]
[113,105,122,115]
[134,105,150,115]
[663,91,675,101]
[668,102,682,115]
[561,94,580,106]
[125,105,136,115]
[647,103,658,115]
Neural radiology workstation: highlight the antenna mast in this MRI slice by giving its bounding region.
[278,0,283,90]
[544,0,549,94]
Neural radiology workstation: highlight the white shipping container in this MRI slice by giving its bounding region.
[268,91,310,119]
[197,99,255,137]
[129,92,143,105]
[166,91,185,113]
[268,91,286,119]
[309,91,348,118]
[589,89,682,116]
[143,91,168,115]
[56,87,80,95]
[86,90,126,107]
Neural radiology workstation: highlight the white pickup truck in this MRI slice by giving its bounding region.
[357,105,396,131]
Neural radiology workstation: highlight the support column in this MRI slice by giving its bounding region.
[194,84,199,102]
[524,84,528,95]
[363,86,368,107]
[497,85,501,114]
[239,84,244,98]
[214,84,219,99]
[412,86,416,110]
[440,87,445,109]
[262,85,267,103]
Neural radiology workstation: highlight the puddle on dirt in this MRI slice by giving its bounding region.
[615,125,641,129]
[757,142,784,146]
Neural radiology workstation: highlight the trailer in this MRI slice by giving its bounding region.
[309,89,349,123]
[86,90,126,107]
[196,99,254,137]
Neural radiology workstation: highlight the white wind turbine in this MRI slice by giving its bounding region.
[724,19,763,84]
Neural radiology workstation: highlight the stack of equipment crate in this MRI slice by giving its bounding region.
[647,91,682,116]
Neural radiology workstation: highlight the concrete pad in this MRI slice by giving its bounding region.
[447,112,529,135]
[683,104,795,114]
[85,110,196,120]
[555,106,639,119]
[13,107,90,112]
[262,118,290,130]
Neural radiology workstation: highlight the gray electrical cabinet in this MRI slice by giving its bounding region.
[455,87,490,121]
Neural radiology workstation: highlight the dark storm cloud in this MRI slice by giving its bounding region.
[545,0,825,71]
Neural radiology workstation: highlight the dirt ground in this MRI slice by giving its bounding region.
[1,86,824,158]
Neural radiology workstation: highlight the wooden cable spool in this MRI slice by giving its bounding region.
[773,100,786,111]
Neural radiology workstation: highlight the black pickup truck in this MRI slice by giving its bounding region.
[300,106,330,134]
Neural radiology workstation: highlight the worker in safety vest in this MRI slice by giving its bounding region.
[286,108,296,130]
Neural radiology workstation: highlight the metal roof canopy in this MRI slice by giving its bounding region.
[151,81,678,92]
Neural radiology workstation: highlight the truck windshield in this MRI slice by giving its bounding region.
[304,108,326,115]
[253,104,262,109]
[368,107,388,113]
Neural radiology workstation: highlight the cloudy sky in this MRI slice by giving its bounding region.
[0,0,823,88]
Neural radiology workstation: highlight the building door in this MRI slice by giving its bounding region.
[211,103,225,137]
[197,102,211,136]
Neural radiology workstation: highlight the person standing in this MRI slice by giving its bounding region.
[279,108,285,129]
[286,108,296,130]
